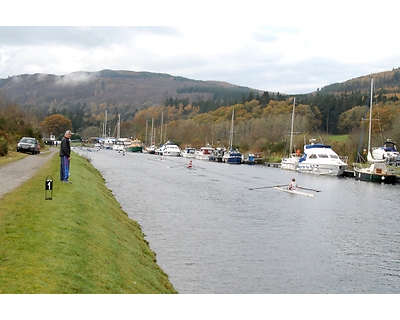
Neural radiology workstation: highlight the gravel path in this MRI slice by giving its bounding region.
[0,148,59,199]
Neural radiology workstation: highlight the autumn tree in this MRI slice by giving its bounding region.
[41,114,72,137]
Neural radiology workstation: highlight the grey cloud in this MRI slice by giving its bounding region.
[0,26,180,48]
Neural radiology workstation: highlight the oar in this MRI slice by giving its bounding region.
[249,184,288,190]
[298,186,321,192]
[166,164,185,169]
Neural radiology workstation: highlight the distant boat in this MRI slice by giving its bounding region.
[113,138,131,152]
[181,147,196,158]
[222,148,243,164]
[103,137,115,149]
[126,139,143,153]
[195,145,214,160]
[353,79,397,183]
[371,139,400,165]
[243,153,265,165]
[209,147,225,162]
[222,109,243,164]
[157,141,181,156]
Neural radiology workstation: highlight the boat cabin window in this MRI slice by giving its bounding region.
[330,154,339,159]
[318,154,329,158]
[309,154,317,159]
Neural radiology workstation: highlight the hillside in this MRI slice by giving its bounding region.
[317,67,400,95]
[0,69,261,117]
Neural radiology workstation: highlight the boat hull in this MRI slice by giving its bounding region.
[281,156,299,171]
[354,170,397,183]
[126,146,142,153]
[273,187,314,197]
[297,163,346,176]
[222,151,243,164]
[353,162,397,183]
[223,156,242,164]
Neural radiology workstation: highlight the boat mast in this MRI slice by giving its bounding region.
[145,119,148,146]
[150,118,154,145]
[368,79,373,154]
[229,109,235,148]
[289,98,295,155]
[117,113,121,139]
[160,112,163,145]
[104,110,107,138]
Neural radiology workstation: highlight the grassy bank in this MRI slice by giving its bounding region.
[0,152,177,293]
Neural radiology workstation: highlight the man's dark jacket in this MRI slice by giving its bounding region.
[59,137,71,157]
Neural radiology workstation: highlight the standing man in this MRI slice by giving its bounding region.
[60,130,72,183]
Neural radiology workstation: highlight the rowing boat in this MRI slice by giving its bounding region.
[272,186,315,197]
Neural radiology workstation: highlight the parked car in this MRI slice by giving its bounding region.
[17,137,41,154]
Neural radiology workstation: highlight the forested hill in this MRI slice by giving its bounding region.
[0,69,261,118]
[317,67,400,95]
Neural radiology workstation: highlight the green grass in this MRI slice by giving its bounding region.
[0,152,176,293]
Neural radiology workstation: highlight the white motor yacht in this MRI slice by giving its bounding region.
[181,147,196,158]
[195,146,214,160]
[296,139,348,176]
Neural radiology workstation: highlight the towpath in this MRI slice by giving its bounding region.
[0,147,58,199]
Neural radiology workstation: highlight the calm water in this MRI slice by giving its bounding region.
[75,148,400,294]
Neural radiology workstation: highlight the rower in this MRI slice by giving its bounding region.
[288,178,297,190]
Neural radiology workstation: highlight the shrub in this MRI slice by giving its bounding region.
[0,136,8,156]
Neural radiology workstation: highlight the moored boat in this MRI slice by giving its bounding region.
[222,148,243,164]
[371,139,400,164]
[181,147,196,158]
[209,147,225,162]
[222,109,243,164]
[353,162,397,183]
[195,145,214,160]
[146,144,156,154]
[297,139,348,176]
[126,139,143,153]
[113,139,128,152]
[158,141,181,156]
[353,79,398,183]
[281,98,301,171]
[243,152,266,165]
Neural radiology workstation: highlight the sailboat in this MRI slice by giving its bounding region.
[222,109,243,164]
[281,98,301,171]
[145,118,156,154]
[353,79,397,183]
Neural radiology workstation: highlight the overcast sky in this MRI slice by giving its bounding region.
[2,1,400,94]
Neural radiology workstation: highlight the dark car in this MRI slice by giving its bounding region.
[17,137,41,154]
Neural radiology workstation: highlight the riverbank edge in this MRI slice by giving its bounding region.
[0,151,177,293]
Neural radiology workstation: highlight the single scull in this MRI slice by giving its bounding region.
[272,186,315,197]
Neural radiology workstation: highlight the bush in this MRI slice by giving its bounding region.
[0,136,8,156]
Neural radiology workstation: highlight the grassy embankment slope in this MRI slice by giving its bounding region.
[0,152,177,293]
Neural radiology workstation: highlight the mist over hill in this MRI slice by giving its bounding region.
[0,69,262,117]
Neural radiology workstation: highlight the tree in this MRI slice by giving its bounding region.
[41,114,72,137]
